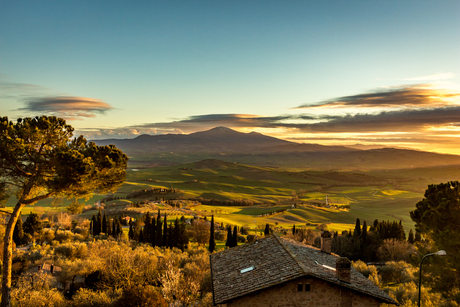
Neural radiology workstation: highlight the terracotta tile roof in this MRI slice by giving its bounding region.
[210,235,398,305]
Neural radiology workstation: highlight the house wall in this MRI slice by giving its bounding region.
[219,277,380,307]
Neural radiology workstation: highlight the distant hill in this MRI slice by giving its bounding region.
[93,127,460,170]
[95,127,292,153]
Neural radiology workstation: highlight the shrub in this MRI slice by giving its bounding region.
[214,231,226,241]
[114,286,167,307]
[70,288,120,307]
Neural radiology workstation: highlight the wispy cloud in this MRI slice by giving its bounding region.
[18,96,114,120]
[293,84,460,109]
[403,73,456,81]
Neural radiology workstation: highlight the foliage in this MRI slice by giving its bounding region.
[410,181,460,302]
[377,239,417,262]
[115,286,167,307]
[11,271,66,307]
[70,288,121,307]
[0,116,128,306]
[209,215,215,253]
[22,213,42,239]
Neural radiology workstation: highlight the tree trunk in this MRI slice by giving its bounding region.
[1,203,25,307]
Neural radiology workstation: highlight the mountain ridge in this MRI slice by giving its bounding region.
[92,127,460,169]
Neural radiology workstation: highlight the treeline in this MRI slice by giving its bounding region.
[128,210,189,251]
[89,211,125,237]
[101,187,179,203]
[259,208,288,217]
[191,197,261,207]
[330,219,419,262]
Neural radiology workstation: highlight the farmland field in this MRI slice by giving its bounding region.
[6,159,459,234]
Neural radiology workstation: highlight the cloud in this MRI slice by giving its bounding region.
[286,107,460,133]
[294,84,460,109]
[79,105,460,140]
[404,73,456,81]
[18,96,114,120]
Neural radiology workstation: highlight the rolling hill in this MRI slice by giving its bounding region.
[93,127,460,170]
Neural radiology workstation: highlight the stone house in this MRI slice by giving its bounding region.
[210,233,398,307]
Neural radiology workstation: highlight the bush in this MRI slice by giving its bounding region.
[70,288,120,307]
[115,286,167,307]
[55,243,88,260]
[214,231,226,241]
[237,234,246,243]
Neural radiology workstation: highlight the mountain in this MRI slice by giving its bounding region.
[95,127,292,153]
[93,127,460,169]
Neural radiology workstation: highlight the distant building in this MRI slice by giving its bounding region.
[210,233,398,307]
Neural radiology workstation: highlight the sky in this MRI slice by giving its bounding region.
[1,0,460,154]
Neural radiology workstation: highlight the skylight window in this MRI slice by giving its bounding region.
[241,266,254,273]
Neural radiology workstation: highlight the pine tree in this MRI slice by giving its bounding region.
[209,215,215,253]
[102,212,107,234]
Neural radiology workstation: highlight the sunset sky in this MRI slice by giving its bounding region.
[1,1,459,154]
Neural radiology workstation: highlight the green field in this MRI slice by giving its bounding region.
[5,160,460,234]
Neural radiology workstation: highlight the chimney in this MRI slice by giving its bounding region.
[336,257,351,283]
[320,231,332,254]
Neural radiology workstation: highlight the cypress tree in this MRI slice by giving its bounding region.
[13,216,24,245]
[209,215,215,253]
[292,224,296,235]
[139,229,144,243]
[91,215,97,236]
[96,209,102,235]
[179,217,188,251]
[173,218,180,249]
[112,218,116,237]
[156,213,163,247]
[354,218,361,237]
[144,212,151,243]
[415,230,422,242]
[128,218,134,239]
[163,214,168,247]
[264,223,270,236]
[151,217,156,247]
[167,222,174,248]
[107,220,112,236]
[408,229,415,244]
[225,225,232,248]
[232,226,238,247]
[361,220,367,241]
[102,212,107,234]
